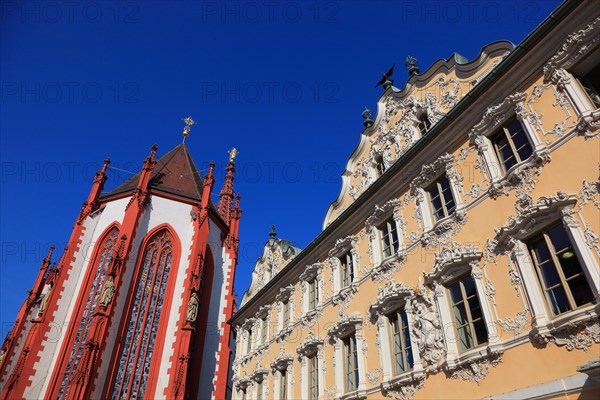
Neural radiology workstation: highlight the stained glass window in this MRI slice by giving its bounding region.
[58,228,118,399]
[111,230,173,399]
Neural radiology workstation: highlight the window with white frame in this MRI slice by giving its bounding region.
[308,278,319,311]
[275,286,294,335]
[379,217,400,259]
[411,153,464,233]
[260,316,268,344]
[425,244,499,368]
[540,14,600,115]
[297,333,324,400]
[247,327,253,354]
[388,308,414,375]
[468,93,546,187]
[308,355,318,400]
[417,111,432,136]
[491,118,534,174]
[446,275,488,352]
[256,381,263,400]
[575,62,600,109]
[271,354,293,400]
[343,334,359,392]
[495,193,600,338]
[426,175,457,222]
[327,314,366,397]
[282,300,290,327]
[328,236,359,295]
[280,367,288,400]
[526,222,595,316]
[340,251,355,288]
[375,154,386,177]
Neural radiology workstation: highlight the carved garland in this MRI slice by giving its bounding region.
[296,333,324,360]
[543,16,600,85]
[327,313,362,343]
[368,280,414,322]
[494,191,578,244]
[424,243,483,284]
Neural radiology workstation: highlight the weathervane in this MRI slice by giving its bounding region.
[375,64,395,90]
[182,116,197,143]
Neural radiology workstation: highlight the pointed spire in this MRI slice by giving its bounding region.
[79,157,111,223]
[138,144,158,189]
[218,149,237,225]
[42,245,55,270]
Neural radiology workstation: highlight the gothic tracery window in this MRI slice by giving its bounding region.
[112,230,174,399]
[58,228,119,399]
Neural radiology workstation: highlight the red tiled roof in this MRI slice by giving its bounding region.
[102,144,206,201]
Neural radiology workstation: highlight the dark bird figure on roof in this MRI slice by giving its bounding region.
[375,64,395,89]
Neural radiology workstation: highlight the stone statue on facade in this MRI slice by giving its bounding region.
[187,293,199,323]
[99,275,115,308]
[37,283,52,317]
[411,299,444,367]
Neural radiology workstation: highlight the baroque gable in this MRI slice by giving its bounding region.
[240,232,301,306]
[323,41,515,229]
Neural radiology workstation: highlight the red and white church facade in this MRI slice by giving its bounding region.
[0,136,240,400]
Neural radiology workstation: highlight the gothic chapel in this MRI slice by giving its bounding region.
[0,121,240,400]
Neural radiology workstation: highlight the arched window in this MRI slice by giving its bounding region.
[58,227,119,399]
[112,230,174,399]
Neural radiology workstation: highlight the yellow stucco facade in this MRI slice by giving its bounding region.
[230,1,600,399]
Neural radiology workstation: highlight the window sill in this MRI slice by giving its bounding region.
[381,369,425,397]
[339,388,367,400]
[445,342,504,373]
[532,304,598,351]
[420,209,467,247]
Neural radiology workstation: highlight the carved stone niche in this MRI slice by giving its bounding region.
[299,262,322,283]
[494,191,578,245]
[368,281,414,323]
[275,285,294,303]
[424,243,483,285]
[327,313,363,344]
[270,351,294,374]
[297,333,324,360]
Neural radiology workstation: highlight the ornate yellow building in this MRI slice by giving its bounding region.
[229,1,600,399]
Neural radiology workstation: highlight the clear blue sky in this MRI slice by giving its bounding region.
[0,0,561,332]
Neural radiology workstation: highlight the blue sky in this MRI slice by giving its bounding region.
[0,0,561,332]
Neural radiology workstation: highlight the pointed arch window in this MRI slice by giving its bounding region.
[112,230,174,399]
[58,228,119,399]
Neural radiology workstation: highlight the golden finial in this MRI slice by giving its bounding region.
[228,147,238,163]
[182,116,197,143]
